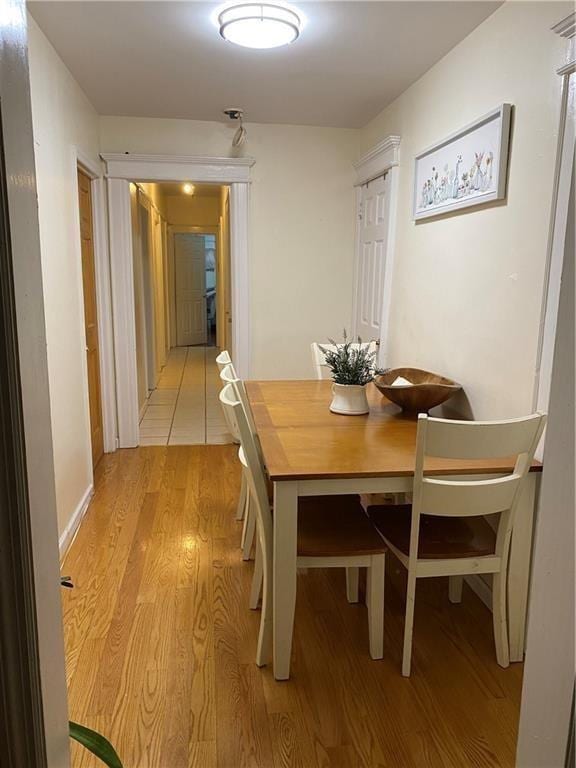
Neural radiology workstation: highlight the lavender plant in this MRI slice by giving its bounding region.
[319,331,381,386]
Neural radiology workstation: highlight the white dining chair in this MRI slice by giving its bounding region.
[215,349,232,373]
[310,340,378,380]
[367,411,546,676]
[219,381,387,667]
[220,363,257,560]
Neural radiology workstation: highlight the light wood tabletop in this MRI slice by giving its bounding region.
[246,379,542,481]
[246,378,542,680]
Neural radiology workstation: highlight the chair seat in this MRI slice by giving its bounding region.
[368,504,496,559]
[297,496,387,558]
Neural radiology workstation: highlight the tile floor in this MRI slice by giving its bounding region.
[139,346,233,446]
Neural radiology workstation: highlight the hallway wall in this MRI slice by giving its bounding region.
[99,117,358,379]
[27,16,101,539]
[165,195,220,226]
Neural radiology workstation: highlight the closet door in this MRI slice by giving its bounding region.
[353,174,389,347]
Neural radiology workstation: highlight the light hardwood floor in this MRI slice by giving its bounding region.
[63,445,523,768]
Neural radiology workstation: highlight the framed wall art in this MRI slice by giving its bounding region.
[413,103,512,221]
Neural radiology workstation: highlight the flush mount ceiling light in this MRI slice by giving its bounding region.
[218,3,302,49]
[182,183,195,195]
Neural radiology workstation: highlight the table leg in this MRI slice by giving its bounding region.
[273,480,298,680]
[508,473,539,662]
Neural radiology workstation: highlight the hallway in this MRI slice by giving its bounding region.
[139,347,231,446]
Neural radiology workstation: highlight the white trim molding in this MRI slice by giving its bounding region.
[101,153,255,184]
[532,38,575,461]
[230,182,251,378]
[108,178,140,447]
[353,135,401,186]
[103,154,253,445]
[59,484,94,557]
[551,12,575,39]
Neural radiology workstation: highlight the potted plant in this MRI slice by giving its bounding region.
[319,332,379,415]
[70,721,123,768]
[61,577,123,768]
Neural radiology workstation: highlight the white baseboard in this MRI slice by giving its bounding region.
[59,484,94,558]
[465,573,493,612]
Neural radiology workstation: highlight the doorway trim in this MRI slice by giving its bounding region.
[531,55,575,440]
[102,153,254,447]
[72,147,117,455]
[352,136,401,367]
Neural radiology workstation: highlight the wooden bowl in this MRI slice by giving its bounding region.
[373,367,461,413]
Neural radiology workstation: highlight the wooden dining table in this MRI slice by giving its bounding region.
[246,379,543,681]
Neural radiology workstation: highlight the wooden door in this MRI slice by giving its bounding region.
[354,174,389,345]
[175,233,207,346]
[77,169,103,467]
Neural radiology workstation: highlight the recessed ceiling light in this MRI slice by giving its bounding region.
[218,3,302,50]
[182,183,195,195]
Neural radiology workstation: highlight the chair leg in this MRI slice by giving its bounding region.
[492,572,510,668]
[256,545,272,667]
[236,472,248,521]
[402,571,417,677]
[241,497,256,561]
[249,536,263,610]
[448,576,463,604]
[366,555,385,660]
[346,567,360,603]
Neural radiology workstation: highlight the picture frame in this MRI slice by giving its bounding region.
[412,103,512,221]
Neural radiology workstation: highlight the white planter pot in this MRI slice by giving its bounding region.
[329,383,369,415]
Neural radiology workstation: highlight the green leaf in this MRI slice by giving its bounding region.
[70,722,123,768]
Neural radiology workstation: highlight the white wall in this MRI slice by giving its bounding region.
[357,1,571,419]
[100,117,358,379]
[27,17,101,537]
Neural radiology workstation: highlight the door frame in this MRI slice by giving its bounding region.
[531,56,575,448]
[72,147,117,455]
[352,136,401,367]
[1,3,70,759]
[516,14,575,765]
[136,194,157,392]
[103,153,253,447]
[168,225,219,350]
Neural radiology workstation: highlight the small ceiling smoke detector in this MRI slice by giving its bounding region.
[217,3,302,49]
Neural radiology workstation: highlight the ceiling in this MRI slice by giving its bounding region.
[29,1,502,129]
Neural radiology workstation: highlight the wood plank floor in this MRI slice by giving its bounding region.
[62,446,523,768]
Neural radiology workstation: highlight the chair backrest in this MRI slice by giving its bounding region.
[215,349,232,373]
[220,363,261,457]
[410,412,546,563]
[218,361,241,441]
[219,382,272,574]
[310,340,378,380]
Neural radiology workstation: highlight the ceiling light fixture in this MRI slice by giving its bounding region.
[182,183,195,195]
[218,3,302,49]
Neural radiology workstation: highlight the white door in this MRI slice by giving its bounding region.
[175,233,207,346]
[353,174,390,355]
